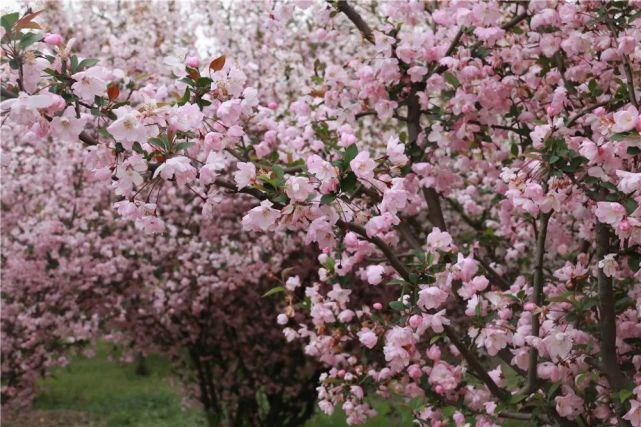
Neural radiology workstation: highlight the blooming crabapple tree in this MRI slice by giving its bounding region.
[103,192,322,427]
[0,5,323,424]
[2,1,641,426]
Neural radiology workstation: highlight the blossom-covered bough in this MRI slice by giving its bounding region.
[1,1,641,426]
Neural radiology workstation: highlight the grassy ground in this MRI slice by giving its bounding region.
[5,344,413,427]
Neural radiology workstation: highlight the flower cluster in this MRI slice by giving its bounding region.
[2,1,641,426]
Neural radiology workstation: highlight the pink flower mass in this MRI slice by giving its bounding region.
[1,2,641,426]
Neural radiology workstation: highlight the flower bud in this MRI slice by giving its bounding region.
[186,56,200,68]
[44,33,63,46]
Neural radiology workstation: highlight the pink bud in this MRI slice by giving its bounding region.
[426,345,441,361]
[524,302,537,312]
[373,302,383,310]
[434,385,444,395]
[546,105,556,117]
[408,315,423,329]
[337,369,345,378]
[186,56,200,68]
[498,308,512,320]
[407,364,422,380]
[47,94,67,114]
[276,314,288,325]
[268,101,278,110]
[44,33,63,46]
[618,219,631,233]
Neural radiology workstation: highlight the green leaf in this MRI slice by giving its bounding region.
[388,301,405,311]
[18,31,41,49]
[174,142,195,152]
[262,286,285,297]
[628,251,640,272]
[340,172,357,194]
[149,135,169,151]
[443,71,460,88]
[611,132,631,141]
[320,194,336,205]
[178,87,190,105]
[547,381,562,402]
[97,127,113,139]
[195,77,212,88]
[385,279,407,286]
[510,393,527,404]
[1,12,19,33]
[619,388,633,403]
[272,165,285,184]
[131,142,145,154]
[342,144,358,169]
[76,58,98,72]
[70,55,79,72]
[623,198,638,215]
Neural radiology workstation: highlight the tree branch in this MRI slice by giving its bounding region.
[406,87,446,230]
[523,211,551,394]
[335,0,375,44]
[443,324,508,401]
[596,222,625,391]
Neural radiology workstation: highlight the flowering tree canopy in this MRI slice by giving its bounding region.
[2,1,641,426]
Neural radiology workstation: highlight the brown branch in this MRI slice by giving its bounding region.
[596,222,625,391]
[443,324,508,401]
[502,11,529,31]
[523,211,551,394]
[337,220,412,281]
[565,100,611,128]
[406,86,446,229]
[335,1,375,44]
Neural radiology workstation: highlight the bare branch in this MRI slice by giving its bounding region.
[335,1,375,44]
[523,211,551,394]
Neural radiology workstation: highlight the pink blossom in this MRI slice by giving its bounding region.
[285,176,314,203]
[199,152,227,186]
[153,156,197,186]
[555,389,584,419]
[594,202,626,225]
[350,151,376,182]
[612,106,639,133]
[285,276,301,291]
[598,254,618,278]
[305,217,335,250]
[358,329,378,349]
[417,286,448,311]
[616,170,641,194]
[383,327,415,372]
[241,200,280,232]
[386,137,408,166]
[107,107,147,148]
[426,227,453,252]
[624,399,641,426]
[365,265,385,285]
[428,362,461,393]
[217,99,242,126]
[170,103,203,132]
[542,332,573,362]
[71,69,106,102]
[50,107,85,141]
[234,162,256,189]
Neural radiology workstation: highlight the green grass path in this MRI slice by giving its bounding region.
[24,344,413,427]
